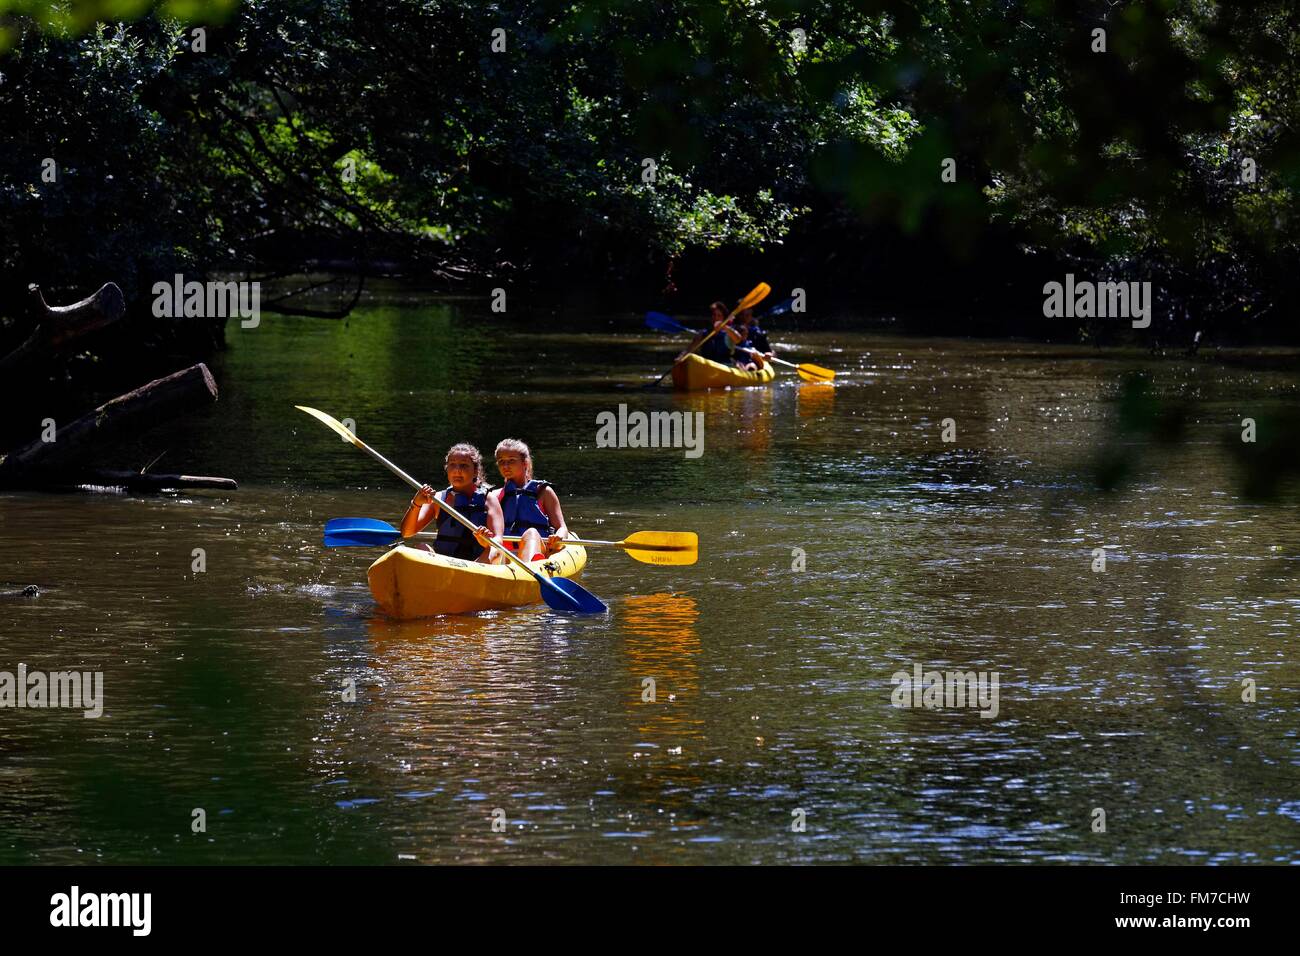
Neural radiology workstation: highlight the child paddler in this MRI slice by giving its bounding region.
[401,443,505,564]
[684,300,743,366]
[732,308,773,372]
[493,438,570,561]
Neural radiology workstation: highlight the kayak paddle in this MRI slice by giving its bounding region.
[644,282,770,388]
[295,407,607,614]
[739,347,836,383]
[324,517,698,566]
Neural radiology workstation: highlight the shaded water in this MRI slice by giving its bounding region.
[1,302,1298,864]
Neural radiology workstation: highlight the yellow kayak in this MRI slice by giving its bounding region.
[671,353,776,391]
[367,543,589,619]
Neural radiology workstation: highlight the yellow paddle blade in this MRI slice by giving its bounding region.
[736,282,771,313]
[620,530,699,566]
[295,405,362,446]
[796,363,836,383]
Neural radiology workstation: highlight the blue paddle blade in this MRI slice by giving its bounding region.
[323,517,403,547]
[539,576,608,614]
[325,517,401,535]
[324,528,403,547]
[645,311,699,336]
[758,297,795,319]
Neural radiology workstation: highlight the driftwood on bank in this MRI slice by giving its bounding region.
[0,363,221,485]
[0,282,125,379]
[69,471,238,493]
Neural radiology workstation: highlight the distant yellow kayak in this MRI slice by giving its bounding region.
[367,543,589,619]
[671,353,776,391]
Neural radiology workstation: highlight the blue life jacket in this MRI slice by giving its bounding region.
[498,478,554,537]
[745,324,771,353]
[698,330,733,364]
[433,486,489,560]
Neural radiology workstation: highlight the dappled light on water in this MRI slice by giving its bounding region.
[1,305,1297,863]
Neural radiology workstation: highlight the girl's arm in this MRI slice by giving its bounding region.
[400,485,440,537]
[475,493,506,564]
[539,487,570,552]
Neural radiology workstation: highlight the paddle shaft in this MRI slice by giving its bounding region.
[739,347,833,381]
[403,531,682,551]
[323,519,696,566]
[460,530,681,554]
[740,347,795,370]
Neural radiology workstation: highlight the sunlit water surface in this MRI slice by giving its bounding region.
[1,303,1297,863]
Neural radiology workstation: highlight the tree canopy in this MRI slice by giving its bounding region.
[1,1,1297,338]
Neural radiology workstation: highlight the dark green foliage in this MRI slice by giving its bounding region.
[1,1,1298,335]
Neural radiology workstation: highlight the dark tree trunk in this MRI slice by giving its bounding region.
[0,363,219,482]
[0,283,126,380]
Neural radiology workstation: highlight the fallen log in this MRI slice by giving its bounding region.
[70,471,237,493]
[0,282,125,379]
[0,363,218,481]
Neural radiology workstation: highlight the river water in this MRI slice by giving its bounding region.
[1,300,1297,864]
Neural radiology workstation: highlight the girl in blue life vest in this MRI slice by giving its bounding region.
[732,308,773,372]
[493,438,570,561]
[687,301,743,365]
[400,443,505,563]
